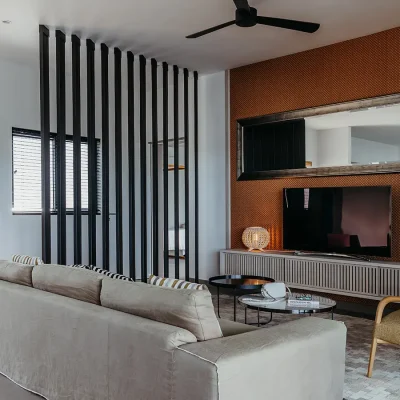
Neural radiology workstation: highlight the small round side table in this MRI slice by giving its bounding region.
[209,275,275,322]
[238,293,337,326]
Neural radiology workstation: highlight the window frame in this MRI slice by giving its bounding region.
[12,127,101,216]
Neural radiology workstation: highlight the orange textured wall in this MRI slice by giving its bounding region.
[230,27,400,260]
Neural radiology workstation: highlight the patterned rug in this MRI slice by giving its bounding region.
[213,294,400,400]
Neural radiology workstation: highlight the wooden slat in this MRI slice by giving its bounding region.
[194,71,199,283]
[55,29,66,265]
[101,43,110,270]
[162,62,169,278]
[151,58,159,275]
[72,34,82,264]
[87,39,97,266]
[184,68,189,281]
[39,25,51,263]
[114,48,123,274]
[173,65,179,279]
[140,55,147,282]
[127,51,136,280]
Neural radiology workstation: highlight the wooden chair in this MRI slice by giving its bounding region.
[367,296,400,378]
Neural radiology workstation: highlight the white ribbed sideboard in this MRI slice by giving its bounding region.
[220,250,400,300]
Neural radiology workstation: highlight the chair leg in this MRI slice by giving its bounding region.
[367,338,378,378]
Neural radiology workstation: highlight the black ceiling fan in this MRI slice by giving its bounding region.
[186,0,320,39]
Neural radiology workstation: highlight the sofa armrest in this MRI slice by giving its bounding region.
[174,317,346,400]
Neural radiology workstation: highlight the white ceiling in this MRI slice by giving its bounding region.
[1,0,400,73]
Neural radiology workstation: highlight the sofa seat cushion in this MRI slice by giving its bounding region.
[0,260,33,287]
[32,264,103,305]
[218,318,259,337]
[101,279,223,341]
[375,309,400,345]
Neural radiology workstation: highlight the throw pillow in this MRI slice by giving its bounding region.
[148,274,207,290]
[92,267,133,282]
[68,264,93,270]
[12,254,44,266]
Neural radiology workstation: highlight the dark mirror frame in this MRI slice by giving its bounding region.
[237,93,400,181]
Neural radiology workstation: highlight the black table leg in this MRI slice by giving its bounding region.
[217,286,221,318]
[331,309,334,320]
[245,306,247,324]
[233,292,237,322]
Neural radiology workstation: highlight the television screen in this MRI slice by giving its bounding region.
[283,186,392,257]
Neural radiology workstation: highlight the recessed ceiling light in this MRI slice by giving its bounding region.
[2,20,11,24]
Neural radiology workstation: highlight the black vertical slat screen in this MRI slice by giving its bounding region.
[139,55,147,282]
[173,65,179,279]
[71,34,82,264]
[39,25,51,263]
[39,26,200,282]
[114,48,123,274]
[127,52,136,280]
[55,30,67,265]
[151,59,159,275]
[87,39,97,266]
[183,68,189,281]
[101,43,110,270]
[162,62,169,278]
[194,71,199,283]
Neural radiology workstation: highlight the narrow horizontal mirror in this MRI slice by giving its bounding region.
[237,94,400,180]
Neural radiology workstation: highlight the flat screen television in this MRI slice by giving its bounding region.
[283,186,392,257]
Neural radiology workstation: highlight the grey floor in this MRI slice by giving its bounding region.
[0,374,43,399]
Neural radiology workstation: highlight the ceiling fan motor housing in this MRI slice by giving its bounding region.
[236,7,258,27]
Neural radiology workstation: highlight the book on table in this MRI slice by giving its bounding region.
[287,294,320,308]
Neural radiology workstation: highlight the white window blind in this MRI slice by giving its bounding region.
[12,129,100,214]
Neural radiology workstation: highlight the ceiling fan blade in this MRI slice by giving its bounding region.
[256,16,320,33]
[186,21,236,39]
[233,0,250,11]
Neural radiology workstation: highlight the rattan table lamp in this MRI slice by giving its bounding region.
[242,227,270,252]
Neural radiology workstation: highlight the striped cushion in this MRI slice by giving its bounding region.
[68,264,93,270]
[92,267,133,282]
[12,255,44,266]
[148,275,206,290]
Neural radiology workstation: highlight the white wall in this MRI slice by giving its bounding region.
[351,137,400,164]
[0,59,42,260]
[0,54,107,266]
[305,125,317,167]
[198,71,227,280]
[316,127,352,167]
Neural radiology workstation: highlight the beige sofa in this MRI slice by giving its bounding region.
[0,261,347,400]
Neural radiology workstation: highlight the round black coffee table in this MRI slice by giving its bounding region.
[209,275,274,321]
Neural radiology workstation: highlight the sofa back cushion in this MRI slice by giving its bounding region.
[0,260,33,287]
[32,264,102,305]
[101,279,223,341]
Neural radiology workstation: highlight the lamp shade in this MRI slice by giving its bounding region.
[242,227,270,251]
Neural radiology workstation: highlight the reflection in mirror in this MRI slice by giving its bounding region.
[305,104,400,168]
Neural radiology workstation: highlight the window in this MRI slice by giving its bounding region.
[12,128,101,214]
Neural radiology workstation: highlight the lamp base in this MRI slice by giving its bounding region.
[247,248,266,252]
